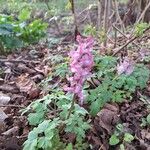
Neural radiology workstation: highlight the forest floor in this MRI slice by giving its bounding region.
[0,5,150,149]
[0,29,150,150]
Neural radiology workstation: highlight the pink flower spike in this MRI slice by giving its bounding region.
[65,36,94,104]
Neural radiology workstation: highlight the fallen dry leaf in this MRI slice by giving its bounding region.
[0,84,19,93]
[96,103,119,134]
[2,126,19,136]
[0,93,11,105]
[0,108,8,132]
[15,74,40,99]
[17,63,36,74]
[141,129,150,140]
[34,65,51,76]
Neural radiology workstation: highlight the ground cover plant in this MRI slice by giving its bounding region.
[0,8,48,53]
[0,0,150,150]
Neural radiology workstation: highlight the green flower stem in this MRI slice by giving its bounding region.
[67,94,76,119]
[60,94,76,133]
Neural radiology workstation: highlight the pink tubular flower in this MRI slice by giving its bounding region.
[65,35,94,104]
[117,57,134,75]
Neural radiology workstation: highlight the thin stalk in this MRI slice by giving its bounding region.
[60,95,76,133]
[66,94,76,119]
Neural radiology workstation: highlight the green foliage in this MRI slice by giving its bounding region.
[109,124,134,148]
[87,55,150,116]
[123,133,134,143]
[54,62,69,78]
[134,23,150,36]
[0,9,48,52]
[18,8,31,21]
[22,90,90,150]
[109,134,120,145]
[83,24,97,37]
[146,114,150,124]
[23,119,64,150]
[141,114,150,127]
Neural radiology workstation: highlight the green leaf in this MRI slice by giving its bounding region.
[0,24,13,35]
[116,124,124,131]
[74,104,88,115]
[37,120,50,133]
[28,112,44,126]
[1,36,23,49]
[120,144,125,150]
[109,134,120,145]
[90,100,101,116]
[38,137,45,148]
[146,114,150,124]
[123,133,134,143]
[65,143,73,150]
[23,139,37,150]
[28,130,38,141]
[18,8,31,21]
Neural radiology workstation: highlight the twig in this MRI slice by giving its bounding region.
[103,0,109,47]
[136,0,150,23]
[114,0,125,31]
[0,59,40,64]
[112,24,141,49]
[99,144,104,150]
[113,26,150,56]
[97,0,102,30]
[0,104,24,108]
[114,24,117,48]
[16,135,28,139]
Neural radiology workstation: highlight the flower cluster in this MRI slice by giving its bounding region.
[65,36,94,104]
[117,57,134,75]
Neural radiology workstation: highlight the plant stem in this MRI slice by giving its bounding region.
[59,95,76,134]
[66,94,76,119]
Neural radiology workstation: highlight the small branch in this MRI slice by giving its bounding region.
[0,59,40,64]
[103,0,109,47]
[136,0,150,23]
[113,26,150,56]
[97,0,102,30]
[112,24,141,49]
[0,104,24,108]
[114,0,125,31]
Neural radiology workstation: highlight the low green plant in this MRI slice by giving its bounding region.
[134,22,150,36]
[141,114,150,127]
[83,24,97,37]
[0,8,48,53]
[87,55,150,116]
[109,124,134,150]
[22,90,90,150]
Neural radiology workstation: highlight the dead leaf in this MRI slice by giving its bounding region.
[34,65,51,76]
[0,108,8,122]
[0,108,8,131]
[15,74,40,99]
[96,103,119,134]
[0,93,11,105]
[2,126,19,136]
[141,130,150,140]
[17,63,36,74]
[0,84,19,93]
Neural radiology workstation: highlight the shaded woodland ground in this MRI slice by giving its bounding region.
[0,0,150,150]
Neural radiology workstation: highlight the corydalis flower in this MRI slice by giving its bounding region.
[65,36,94,104]
[117,57,134,75]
